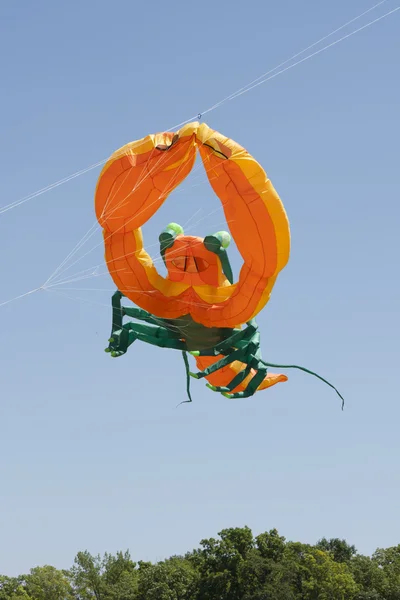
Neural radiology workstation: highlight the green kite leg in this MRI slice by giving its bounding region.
[132,330,187,350]
[205,334,262,395]
[189,328,261,380]
[189,321,258,358]
[189,342,259,380]
[179,351,193,405]
[206,365,253,394]
[221,367,268,399]
[106,321,186,357]
[122,306,166,327]
[111,291,165,327]
[111,290,124,332]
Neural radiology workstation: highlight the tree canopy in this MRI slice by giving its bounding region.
[1,527,399,599]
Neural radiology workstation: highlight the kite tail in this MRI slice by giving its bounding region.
[260,360,345,410]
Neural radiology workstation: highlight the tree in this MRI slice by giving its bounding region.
[238,548,298,600]
[371,545,400,600]
[317,537,357,563]
[189,526,255,600]
[280,542,360,600]
[350,554,386,599]
[136,557,197,600]
[0,576,32,600]
[69,550,138,600]
[256,528,286,562]
[101,551,138,600]
[69,551,105,600]
[24,566,73,600]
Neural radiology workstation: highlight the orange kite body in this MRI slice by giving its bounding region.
[95,121,290,327]
[96,122,291,397]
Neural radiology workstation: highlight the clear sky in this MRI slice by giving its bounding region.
[0,0,399,576]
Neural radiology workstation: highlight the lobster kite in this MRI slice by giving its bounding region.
[94,122,343,406]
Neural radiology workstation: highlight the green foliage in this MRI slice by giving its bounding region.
[68,550,138,600]
[316,537,357,563]
[136,557,197,600]
[24,565,73,600]
[0,577,32,600]
[2,528,400,600]
[371,545,400,600]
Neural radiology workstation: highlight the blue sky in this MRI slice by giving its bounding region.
[0,0,399,576]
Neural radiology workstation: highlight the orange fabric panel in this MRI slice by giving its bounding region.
[164,236,224,287]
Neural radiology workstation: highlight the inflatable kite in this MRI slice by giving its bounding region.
[95,121,343,405]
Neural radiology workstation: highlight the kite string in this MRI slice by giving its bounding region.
[0,144,189,307]
[42,141,183,286]
[42,145,161,286]
[202,5,400,109]
[203,0,390,112]
[44,148,191,285]
[0,158,108,215]
[0,0,396,218]
[0,287,43,309]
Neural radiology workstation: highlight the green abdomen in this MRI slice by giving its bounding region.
[164,314,234,352]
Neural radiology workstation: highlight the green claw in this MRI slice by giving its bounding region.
[105,348,111,353]
[189,371,199,379]
[222,392,232,398]
[108,337,114,343]
[206,383,217,391]
[189,351,200,356]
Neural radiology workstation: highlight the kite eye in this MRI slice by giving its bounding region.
[203,231,231,254]
[159,223,184,255]
[203,231,233,284]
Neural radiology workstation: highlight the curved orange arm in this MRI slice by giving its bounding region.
[193,123,290,326]
[95,126,198,318]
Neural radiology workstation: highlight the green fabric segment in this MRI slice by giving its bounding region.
[163,314,235,352]
[181,351,193,404]
[189,323,255,356]
[203,233,234,284]
[260,360,345,410]
[122,306,164,326]
[159,223,184,265]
